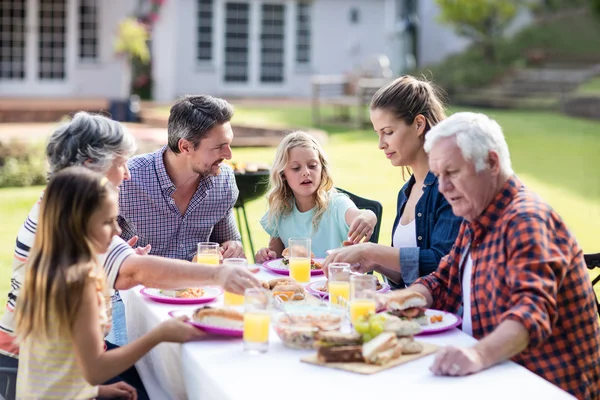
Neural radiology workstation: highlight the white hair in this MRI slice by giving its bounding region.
[424,112,514,176]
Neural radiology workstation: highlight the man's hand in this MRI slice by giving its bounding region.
[221,240,245,259]
[98,382,137,399]
[430,346,486,377]
[322,243,378,277]
[216,264,260,295]
[127,235,151,256]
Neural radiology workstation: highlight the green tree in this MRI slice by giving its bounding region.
[435,0,524,62]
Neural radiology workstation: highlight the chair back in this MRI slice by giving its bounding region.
[584,253,600,317]
[0,366,17,399]
[335,187,383,244]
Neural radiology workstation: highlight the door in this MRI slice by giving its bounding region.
[222,1,287,93]
[0,0,73,96]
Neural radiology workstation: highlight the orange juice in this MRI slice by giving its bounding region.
[224,291,245,306]
[197,253,220,266]
[243,312,271,343]
[329,281,350,305]
[289,257,310,283]
[350,299,376,324]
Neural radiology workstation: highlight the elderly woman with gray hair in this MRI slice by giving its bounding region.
[0,112,260,400]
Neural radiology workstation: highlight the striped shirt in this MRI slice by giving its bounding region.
[416,176,600,400]
[117,146,241,261]
[16,267,110,399]
[0,193,134,358]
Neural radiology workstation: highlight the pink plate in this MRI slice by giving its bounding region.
[168,310,243,337]
[305,279,390,300]
[416,309,462,335]
[140,286,222,305]
[262,258,325,276]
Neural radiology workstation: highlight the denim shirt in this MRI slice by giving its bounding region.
[390,171,462,288]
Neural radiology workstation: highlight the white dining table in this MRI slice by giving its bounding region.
[120,264,575,400]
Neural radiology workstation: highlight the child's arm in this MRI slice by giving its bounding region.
[345,208,378,244]
[73,279,203,385]
[255,237,285,263]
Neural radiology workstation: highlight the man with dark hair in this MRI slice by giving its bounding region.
[118,95,245,261]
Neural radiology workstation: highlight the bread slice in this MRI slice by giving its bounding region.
[193,307,243,329]
[384,319,422,337]
[317,345,364,363]
[386,291,427,311]
[362,332,398,365]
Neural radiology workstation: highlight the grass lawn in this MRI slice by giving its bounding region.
[0,104,599,311]
[577,76,600,95]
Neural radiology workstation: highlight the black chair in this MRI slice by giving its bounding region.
[0,366,17,400]
[234,171,270,261]
[584,253,600,317]
[335,187,383,244]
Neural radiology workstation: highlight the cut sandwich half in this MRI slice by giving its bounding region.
[193,307,244,330]
[315,331,362,348]
[385,291,429,326]
[362,332,399,365]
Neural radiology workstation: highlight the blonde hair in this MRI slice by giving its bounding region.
[15,166,116,342]
[370,75,446,179]
[266,131,334,232]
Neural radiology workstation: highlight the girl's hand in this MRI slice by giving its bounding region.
[98,382,137,399]
[255,247,277,264]
[156,316,206,343]
[348,210,378,244]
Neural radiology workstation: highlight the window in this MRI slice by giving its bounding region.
[349,8,359,24]
[260,4,285,83]
[295,2,311,64]
[79,0,98,61]
[39,0,66,80]
[0,0,26,80]
[224,2,250,82]
[197,0,213,61]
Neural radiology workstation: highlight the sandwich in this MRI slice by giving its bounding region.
[261,278,305,301]
[362,332,402,365]
[384,291,429,326]
[316,331,364,363]
[281,247,322,270]
[382,316,423,337]
[193,307,243,330]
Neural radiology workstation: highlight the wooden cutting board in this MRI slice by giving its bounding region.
[300,342,439,375]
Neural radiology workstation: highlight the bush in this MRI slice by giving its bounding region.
[0,140,47,188]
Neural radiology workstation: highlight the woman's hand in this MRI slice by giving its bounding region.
[98,382,137,399]
[347,210,377,244]
[255,247,277,264]
[216,264,261,295]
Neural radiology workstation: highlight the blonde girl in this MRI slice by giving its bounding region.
[255,131,377,262]
[14,167,202,399]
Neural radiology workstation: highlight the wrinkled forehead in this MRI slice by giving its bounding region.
[428,136,466,172]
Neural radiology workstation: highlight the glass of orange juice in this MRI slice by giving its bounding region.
[223,258,247,306]
[197,242,220,265]
[288,237,311,283]
[328,263,351,306]
[243,288,271,354]
[349,274,377,324]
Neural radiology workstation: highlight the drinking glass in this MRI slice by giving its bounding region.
[288,237,311,283]
[349,274,377,324]
[223,258,248,306]
[243,288,271,354]
[197,242,220,266]
[328,263,351,306]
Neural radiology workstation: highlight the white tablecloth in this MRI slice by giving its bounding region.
[121,266,575,400]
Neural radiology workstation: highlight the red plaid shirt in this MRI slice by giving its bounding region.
[416,176,600,400]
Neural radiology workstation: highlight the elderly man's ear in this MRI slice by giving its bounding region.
[488,151,501,175]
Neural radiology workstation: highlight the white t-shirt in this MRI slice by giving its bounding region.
[461,254,474,336]
[392,219,417,249]
[0,193,134,357]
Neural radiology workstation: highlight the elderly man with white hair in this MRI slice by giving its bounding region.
[389,112,600,400]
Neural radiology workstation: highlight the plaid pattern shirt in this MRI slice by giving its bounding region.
[416,176,600,400]
[118,146,241,261]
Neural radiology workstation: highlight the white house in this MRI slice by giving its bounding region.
[0,0,524,101]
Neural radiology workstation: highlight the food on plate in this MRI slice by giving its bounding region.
[261,277,306,301]
[430,314,444,324]
[384,291,429,326]
[315,331,362,347]
[281,247,322,270]
[362,332,402,365]
[382,316,423,337]
[353,313,387,343]
[193,307,243,330]
[160,288,205,299]
[273,311,343,349]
